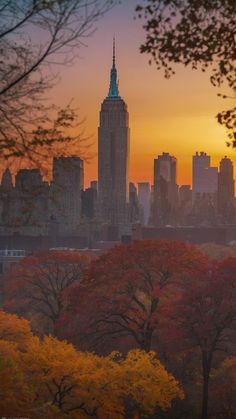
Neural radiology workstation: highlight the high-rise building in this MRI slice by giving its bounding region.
[1,168,13,193]
[9,169,49,232]
[192,152,218,199]
[98,39,130,227]
[191,152,218,226]
[153,152,178,226]
[0,168,14,227]
[179,185,192,204]
[218,156,235,223]
[138,182,150,225]
[90,180,98,191]
[179,185,192,225]
[129,182,140,223]
[50,157,84,233]
[81,187,97,219]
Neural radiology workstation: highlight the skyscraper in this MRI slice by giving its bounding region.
[129,182,140,223]
[192,152,218,199]
[191,152,218,226]
[0,169,49,233]
[153,152,178,226]
[218,156,235,223]
[138,182,151,225]
[0,168,14,228]
[98,39,130,227]
[50,157,84,233]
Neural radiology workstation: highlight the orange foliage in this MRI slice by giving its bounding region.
[0,311,183,418]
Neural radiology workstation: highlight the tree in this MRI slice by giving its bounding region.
[24,339,184,418]
[0,310,42,416]
[4,250,90,335]
[210,357,236,419]
[166,258,236,419]
[136,0,236,145]
[60,240,205,352]
[0,0,115,164]
[0,310,183,418]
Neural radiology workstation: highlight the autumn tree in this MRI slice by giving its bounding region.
[60,240,205,352]
[0,0,115,164]
[210,357,236,419]
[0,310,183,418]
[165,258,236,419]
[136,0,236,144]
[0,310,43,416]
[4,250,90,335]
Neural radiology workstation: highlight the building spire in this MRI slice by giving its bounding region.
[113,35,115,67]
[107,36,120,99]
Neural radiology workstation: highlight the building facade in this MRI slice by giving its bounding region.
[0,168,49,234]
[153,152,178,226]
[192,152,218,198]
[138,182,151,225]
[98,39,130,228]
[218,156,235,223]
[49,157,84,233]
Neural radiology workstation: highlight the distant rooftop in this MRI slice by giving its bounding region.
[0,249,26,257]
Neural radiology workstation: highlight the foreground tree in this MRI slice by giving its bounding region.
[165,258,236,419]
[0,311,183,418]
[136,0,236,144]
[0,0,114,162]
[60,240,205,352]
[4,251,90,335]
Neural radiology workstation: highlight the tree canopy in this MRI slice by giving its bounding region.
[4,250,90,335]
[0,310,183,418]
[60,240,205,352]
[136,0,236,144]
[160,257,236,419]
[2,242,236,418]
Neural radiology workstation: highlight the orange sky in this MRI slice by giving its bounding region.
[52,0,235,188]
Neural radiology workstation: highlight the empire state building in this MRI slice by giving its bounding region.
[98,40,130,226]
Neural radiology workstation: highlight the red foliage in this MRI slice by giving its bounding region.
[59,240,206,353]
[159,257,236,419]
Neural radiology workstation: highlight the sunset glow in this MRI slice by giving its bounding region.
[51,0,235,188]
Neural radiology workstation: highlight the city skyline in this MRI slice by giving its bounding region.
[3,149,235,192]
[50,0,236,188]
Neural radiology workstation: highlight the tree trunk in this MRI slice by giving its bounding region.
[142,328,153,352]
[201,373,209,419]
[201,351,211,419]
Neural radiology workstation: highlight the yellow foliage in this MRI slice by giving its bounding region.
[0,311,183,418]
[119,350,184,412]
[0,310,36,350]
